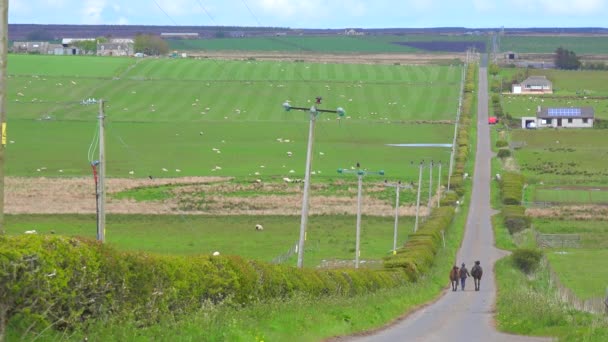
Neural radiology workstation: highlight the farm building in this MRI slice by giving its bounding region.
[11,41,61,54]
[512,76,553,94]
[521,107,594,129]
[97,39,134,57]
[504,51,519,60]
[160,32,199,39]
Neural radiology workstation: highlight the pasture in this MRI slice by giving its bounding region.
[534,219,608,249]
[532,186,608,204]
[5,214,415,267]
[500,35,608,54]
[510,129,608,185]
[168,35,488,53]
[546,249,608,300]
[6,55,461,180]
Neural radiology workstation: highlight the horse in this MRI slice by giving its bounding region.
[471,262,483,291]
[449,266,459,291]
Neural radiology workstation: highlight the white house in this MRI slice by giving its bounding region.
[512,76,553,94]
[522,107,594,129]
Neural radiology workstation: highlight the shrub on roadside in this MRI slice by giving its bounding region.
[496,140,508,148]
[512,248,543,274]
[497,148,511,158]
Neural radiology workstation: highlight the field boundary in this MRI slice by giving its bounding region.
[547,260,608,315]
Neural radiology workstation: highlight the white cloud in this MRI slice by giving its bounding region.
[116,17,129,25]
[82,0,106,24]
[155,0,202,17]
[538,0,604,15]
[472,0,495,12]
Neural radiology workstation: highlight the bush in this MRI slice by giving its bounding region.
[502,205,530,234]
[496,140,508,148]
[497,148,511,158]
[512,248,543,274]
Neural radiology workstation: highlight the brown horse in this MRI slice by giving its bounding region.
[472,261,483,291]
[449,266,459,291]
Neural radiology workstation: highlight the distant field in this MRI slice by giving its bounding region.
[511,130,608,184]
[5,214,415,267]
[534,186,608,204]
[7,54,134,77]
[6,55,460,179]
[496,68,608,120]
[500,35,608,54]
[534,219,608,249]
[168,35,487,53]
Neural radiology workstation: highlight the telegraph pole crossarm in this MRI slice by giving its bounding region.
[283,98,345,269]
[338,164,385,268]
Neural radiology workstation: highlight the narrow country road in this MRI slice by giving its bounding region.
[345,55,551,342]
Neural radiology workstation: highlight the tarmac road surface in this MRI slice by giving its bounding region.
[343,55,552,342]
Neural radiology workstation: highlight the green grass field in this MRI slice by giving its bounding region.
[510,129,608,185]
[534,219,608,249]
[168,35,487,53]
[500,35,608,54]
[546,249,608,300]
[6,54,461,179]
[533,186,608,204]
[5,214,414,267]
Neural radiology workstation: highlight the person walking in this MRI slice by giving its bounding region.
[459,263,470,291]
[471,260,483,291]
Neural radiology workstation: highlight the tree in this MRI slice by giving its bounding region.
[489,63,500,77]
[554,47,581,70]
[72,40,97,54]
[134,34,169,56]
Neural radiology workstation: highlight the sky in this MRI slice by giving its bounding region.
[8,0,608,28]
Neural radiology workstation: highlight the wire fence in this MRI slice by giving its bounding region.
[547,261,608,315]
[271,242,298,264]
[535,231,581,249]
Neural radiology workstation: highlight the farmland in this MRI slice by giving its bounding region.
[495,68,608,120]
[500,35,608,54]
[5,214,414,266]
[168,35,488,53]
[7,54,461,180]
[511,129,608,184]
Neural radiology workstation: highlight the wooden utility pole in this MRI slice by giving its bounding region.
[97,100,106,242]
[0,0,8,235]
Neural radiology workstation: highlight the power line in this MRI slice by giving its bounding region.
[240,0,263,26]
[194,0,218,26]
[152,0,179,26]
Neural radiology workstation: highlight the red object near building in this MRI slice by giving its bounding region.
[488,116,498,124]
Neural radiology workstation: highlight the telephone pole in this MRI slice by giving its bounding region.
[97,100,106,242]
[414,162,423,232]
[437,161,442,208]
[0,0,8,235]
[283,99,345,268]
[338,164,384,268]
[384,180,410,254]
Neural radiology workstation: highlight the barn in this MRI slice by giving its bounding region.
[522,107,594,129]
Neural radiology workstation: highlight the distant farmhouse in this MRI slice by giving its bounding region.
[512,76,553,94]
[97,38,134,56]
[344,29,364,36]
[521,107,594,129]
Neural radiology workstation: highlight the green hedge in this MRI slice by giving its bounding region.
[500,172,525,205]
[0,235,411,335]
[497,148,511,159]
[502,205,531,234]
[384,207,455,280]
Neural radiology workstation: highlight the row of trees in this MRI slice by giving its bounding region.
[134,34,169,56]
[554,47,581,70]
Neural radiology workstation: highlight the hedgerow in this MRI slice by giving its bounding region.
[500,172,525,205]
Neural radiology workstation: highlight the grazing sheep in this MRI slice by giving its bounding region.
[24,230,37,234]
[255,224,264,231]
[212,251,220,256]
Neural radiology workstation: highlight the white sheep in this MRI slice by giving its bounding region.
[255,224,264,231]
[212,251,220,256]
[24,230,37,234]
